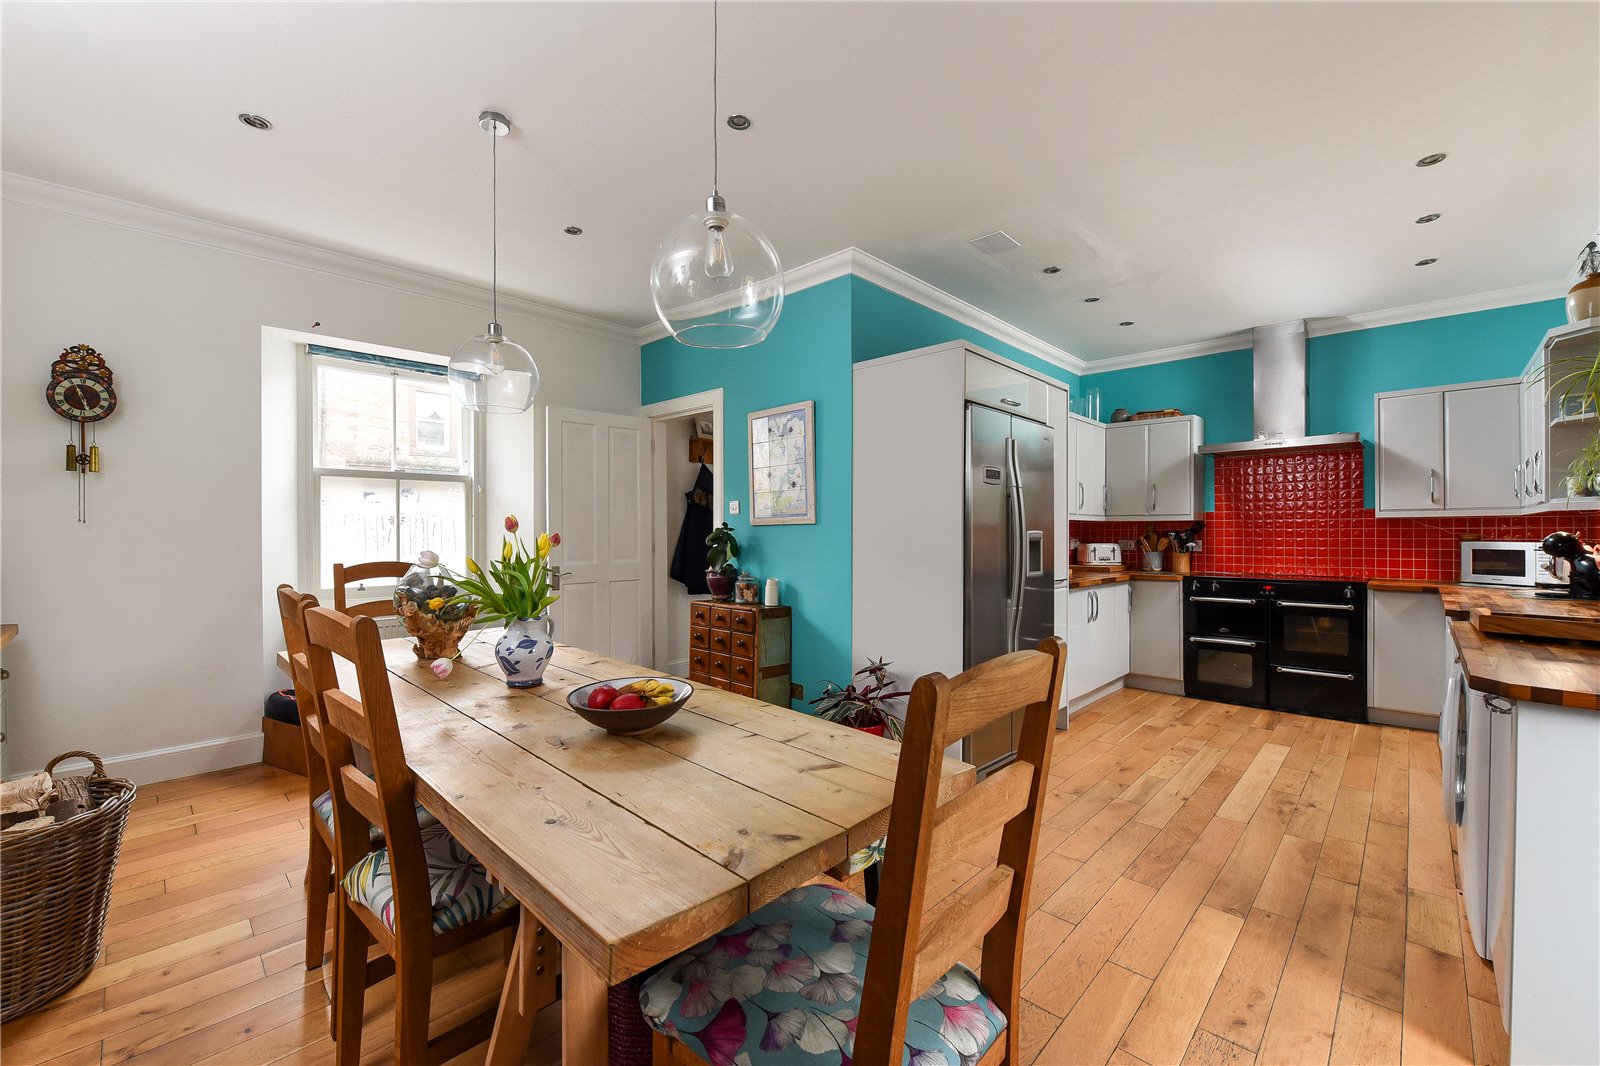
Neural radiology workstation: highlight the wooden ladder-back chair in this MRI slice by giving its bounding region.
[332,560,413,618]
[644,635,1066,1066]
[300,605,520,1064]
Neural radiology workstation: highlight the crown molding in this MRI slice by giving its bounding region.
[1086,279,1570,376]
[1081,331,1254,374]
[1,171,640,346]
[635,246,1087,375]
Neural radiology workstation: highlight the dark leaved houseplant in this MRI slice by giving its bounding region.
[810,657,910,739]
[705,522,739,601]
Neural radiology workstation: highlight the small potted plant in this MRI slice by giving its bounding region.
[705,522,739,601]
[1567,436,1600,497]
[809,657,910,738]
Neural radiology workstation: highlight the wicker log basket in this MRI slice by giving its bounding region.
[1,751,137,1022]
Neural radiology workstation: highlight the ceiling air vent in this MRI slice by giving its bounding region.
[969,230,1021,256]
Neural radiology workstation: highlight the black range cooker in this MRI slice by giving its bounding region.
[1182,576,1367,723]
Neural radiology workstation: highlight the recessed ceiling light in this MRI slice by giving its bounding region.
[237,113,272,130]
[726,114,751,131]
[1415,258,1438,266]
[1119,321,1134,326]
[1415,213,1441,224]
[563,226,583,236]
[1415,153,1447,167]
[1042,266,1061,275]
[1083,297,1101,303]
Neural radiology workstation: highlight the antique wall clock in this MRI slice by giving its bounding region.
[45,344,118,522]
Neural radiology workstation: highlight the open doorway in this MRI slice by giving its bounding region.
[644,389,723,675]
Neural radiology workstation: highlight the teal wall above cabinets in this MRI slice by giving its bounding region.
[1084,298,1569,509]
[642,271,1079,709]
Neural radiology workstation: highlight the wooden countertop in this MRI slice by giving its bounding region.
[1068,570,1130,589]
[1129,571,1185,582]
[0,624,15,650]
[1451,619,1600,711]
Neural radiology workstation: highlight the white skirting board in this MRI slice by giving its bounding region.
[1065,678,1127,719]
[1125,676,1184,697]
[1367,706,1439,731]
[15,732,264,786]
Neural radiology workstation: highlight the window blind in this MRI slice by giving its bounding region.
[308,343,447,377]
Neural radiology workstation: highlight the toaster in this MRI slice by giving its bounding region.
[1076,542,1122,566]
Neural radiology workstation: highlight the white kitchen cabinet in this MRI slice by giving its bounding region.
[1520,319,1600,511]
[1446,383,1521,512]
[1368,590,1447,724]
[1519,350,1546,507]
[1105,415,1204,521]
[1375,380,1520,516]
[1128,578,1183,691]
[1068,414,1106,521]
[965,352,1049,423]
[1065,583,1129,706]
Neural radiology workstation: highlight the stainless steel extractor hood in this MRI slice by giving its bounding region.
[1196,320,1361,455]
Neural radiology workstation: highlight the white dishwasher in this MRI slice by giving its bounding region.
[1440,660,1515,961]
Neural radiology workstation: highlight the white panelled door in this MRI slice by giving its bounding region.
[545,407,652,663]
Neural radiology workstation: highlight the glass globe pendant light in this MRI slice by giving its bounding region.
[649,0,783,348]
[449,111,539,414]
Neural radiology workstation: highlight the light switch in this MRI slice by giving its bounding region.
[728,500,740,515]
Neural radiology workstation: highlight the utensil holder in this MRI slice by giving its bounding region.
[1142,551,1166,572]
[1171,551,1191,575]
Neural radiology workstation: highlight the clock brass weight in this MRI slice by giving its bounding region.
[45,344,118,523]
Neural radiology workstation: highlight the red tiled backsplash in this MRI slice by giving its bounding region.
[1074,443,1600,581]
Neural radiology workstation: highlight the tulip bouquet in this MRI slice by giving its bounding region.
[447,516,561,629]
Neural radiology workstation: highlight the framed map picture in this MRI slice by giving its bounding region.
[748,400,816,525]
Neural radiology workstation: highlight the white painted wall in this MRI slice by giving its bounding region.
[0,201,640,782]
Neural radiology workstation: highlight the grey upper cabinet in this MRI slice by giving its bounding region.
[1105,415,1205,521]
[1376,381,1519,516]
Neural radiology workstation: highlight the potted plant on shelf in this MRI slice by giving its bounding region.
[705,522,740,601]
[809,657,910,739]
[1567,437,1600,497]
[448,516,561,688]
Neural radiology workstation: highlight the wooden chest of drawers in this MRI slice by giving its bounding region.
[688,603,793,706]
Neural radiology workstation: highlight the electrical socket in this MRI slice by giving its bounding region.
[790,683,803,701]
[1190,540,1203,553]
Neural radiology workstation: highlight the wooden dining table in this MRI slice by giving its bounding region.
[281,632,975,1064]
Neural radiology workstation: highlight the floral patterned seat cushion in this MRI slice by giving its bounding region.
[312,789,439,846]
[640,882,1006,1066]
[341,821,514,935]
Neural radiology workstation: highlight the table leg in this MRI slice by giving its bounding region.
[486,911,560,1065]
[562,949,610,1065]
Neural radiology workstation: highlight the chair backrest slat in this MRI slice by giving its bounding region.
[908,864,1016,996]
[331,560,411,617]
[855,635,1066,1066]
[275,585,331,799]
[930,759,1034,860]
[338,763,387,826]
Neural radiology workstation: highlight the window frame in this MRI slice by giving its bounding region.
[299,348,486,606]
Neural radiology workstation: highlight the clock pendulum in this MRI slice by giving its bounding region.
[45,344,118,523]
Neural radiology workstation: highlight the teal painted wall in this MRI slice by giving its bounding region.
[850,277,1081,392]
[1084,299,1569,508]
[642,276,856,707]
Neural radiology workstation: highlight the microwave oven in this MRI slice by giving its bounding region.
[1459,541,1568,588]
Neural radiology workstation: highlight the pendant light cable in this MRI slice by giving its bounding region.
[712,0,719,196]
[491,120,499,325]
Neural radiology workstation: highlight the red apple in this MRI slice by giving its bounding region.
[610,693,648,711]
[586,685,618,709]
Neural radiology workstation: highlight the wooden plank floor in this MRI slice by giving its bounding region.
[1,689,1510,1065]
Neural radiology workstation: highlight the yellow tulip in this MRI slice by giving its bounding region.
[502,539,513,563]
[466,557,482,576]
[426,597,446,611]
[537,532,552,559]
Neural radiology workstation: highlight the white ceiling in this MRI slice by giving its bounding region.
[3,1,1596,362]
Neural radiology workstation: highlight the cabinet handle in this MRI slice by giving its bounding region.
[1103,485,1108,511]
[1148,484,1157,513]
[1428,469,1438,503]
[1276,600,1355,612]
[1274,665,1356,681]
[1533,451,1542,494]
[1513,464,1523,500]
[1191,596,1257,605]
[1189,635,1258,648]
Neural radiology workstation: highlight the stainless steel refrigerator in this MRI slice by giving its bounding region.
[965,403,1056,771]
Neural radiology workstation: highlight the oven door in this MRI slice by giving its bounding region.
[1269,664,1367,723]
[1270,599,1365,673]
[1186,593,1267,641]
[1185,635,1267,705]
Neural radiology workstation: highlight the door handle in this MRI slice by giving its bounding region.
[1006,437,1025,653]
[1274,665,1356,681]
[1428,468,1438,504]
[549,566,562,591]
[1275,601,1355,612]
[1191,596,1258,605]
[1189,635,1257,648]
